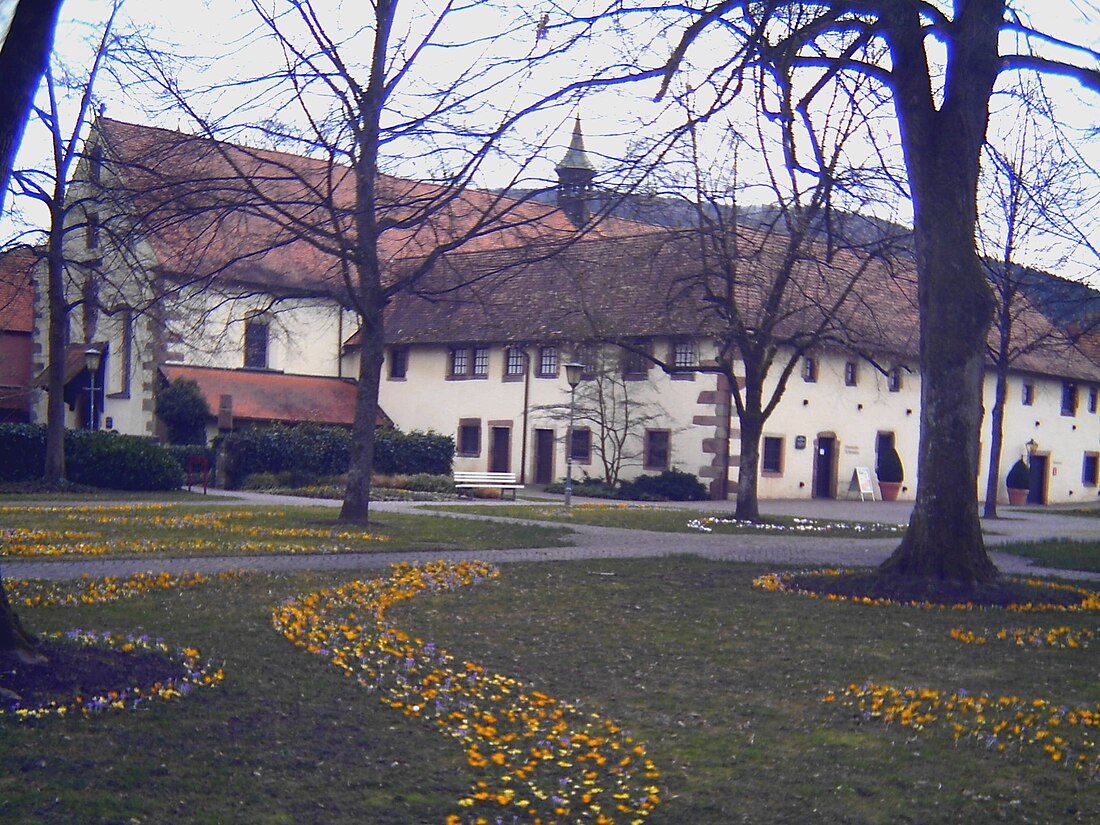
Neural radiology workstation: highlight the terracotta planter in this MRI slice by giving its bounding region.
[878,481,901,501]
[1006,487,1028,506]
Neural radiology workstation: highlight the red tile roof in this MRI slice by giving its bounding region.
[160,365,377,427]
[377,228,1100,382]
[0,248,36,334]
[94,118,655,300]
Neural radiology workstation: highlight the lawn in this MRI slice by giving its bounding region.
[0,502,570,560]
[426,502,907,538]
[1,505,1098,824]
[995,539,1100,573]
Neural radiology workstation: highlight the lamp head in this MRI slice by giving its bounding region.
[85,346,102,373]
[564,361,584,388]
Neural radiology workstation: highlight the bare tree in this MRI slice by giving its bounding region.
[110,0,602,523]
[978,99,1098,518]
[10,0,126,483]
[565,1,1100,582]
[591,60,905,520]
[536,347,669,487]
[0,0,65,661]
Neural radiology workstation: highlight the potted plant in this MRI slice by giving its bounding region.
[876,445,904,501]
[1006,458,1031,505]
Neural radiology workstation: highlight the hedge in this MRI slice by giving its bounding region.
[0,424,184,490]
[219,424,453,489]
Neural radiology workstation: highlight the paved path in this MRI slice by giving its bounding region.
[3,490,1099,583]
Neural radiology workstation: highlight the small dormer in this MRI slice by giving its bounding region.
[555,115,596,228]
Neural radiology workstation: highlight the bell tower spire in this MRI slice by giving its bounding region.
[555,115,596,227]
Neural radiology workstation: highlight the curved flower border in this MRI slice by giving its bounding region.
[755,568,1100,780]
[272,560,661,825]
[5,570,244,607]
[824,681,1100,780]
[752,567,1100,613]
[1,629,224,722]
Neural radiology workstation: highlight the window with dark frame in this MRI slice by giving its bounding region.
[457,420,481,456]
[1084,453,1099,486]
[504,348,526,378]
[244,318,269,369]
[1089,386,1098,414]
[802,356,818,383]
[888,366,903,392]
[672,340,696,369]
[86,212,100,250]
[89,144,103,184]
[449,347,469,377]
[622,345,650,379]
[472,346,489,377]
[644,429,670,470]
[570,427,592,462]
[537,346,558,378]
[1062,380,1079,416]
[844,361,858,387]
[1022,382,1034,406]
[388,347,408,379]
[761,436,783,474]
[577,345,598,379]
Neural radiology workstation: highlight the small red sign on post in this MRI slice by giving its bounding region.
[186,454,209,494]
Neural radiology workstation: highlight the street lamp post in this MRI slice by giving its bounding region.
[85,347,101,431]
[563,362,584,508]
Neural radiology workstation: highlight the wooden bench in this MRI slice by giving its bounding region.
[453,471,525,500]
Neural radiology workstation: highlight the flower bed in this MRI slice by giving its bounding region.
[273,561,662,824]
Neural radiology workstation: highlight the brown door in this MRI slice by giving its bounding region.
[1027,454,1048,505]
[534,429,554,484]
[814,436,836,499]
[489,426,511,473]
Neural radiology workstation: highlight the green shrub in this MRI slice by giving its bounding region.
[374,473,455,494]
[156,378,211,445]
[0,424,183,489]
[220,425,453,489]
[242,471,295,490]
[67,431,184,491]
[162,443,216,472]
[1007,458,1031,490]
[619,468,708,501]
[374,429,454,476]
[876,446,904,483]
[0,423,48,482]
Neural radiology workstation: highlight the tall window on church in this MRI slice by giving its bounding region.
[244,319,269,369]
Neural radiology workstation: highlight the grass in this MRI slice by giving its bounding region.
[1,556,1097,824]
[1,504,1098,823]
[0,502,571,560]
[996,539,1100,573]
[425,502,907,538]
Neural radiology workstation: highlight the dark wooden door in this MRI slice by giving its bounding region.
[814,436,836,499]
[534,429,554,484]
[489,427,511,473]
[1027,455,1048,504]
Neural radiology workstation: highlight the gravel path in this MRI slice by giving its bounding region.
[3,490,1099,583]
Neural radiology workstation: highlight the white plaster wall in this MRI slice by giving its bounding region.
[981,372,1100,505]
[166,293,351,377]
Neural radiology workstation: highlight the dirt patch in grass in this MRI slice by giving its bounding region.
[789,570,1088,608]
[1,641,180,711]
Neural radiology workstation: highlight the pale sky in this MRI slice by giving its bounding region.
[5,0,1100,287]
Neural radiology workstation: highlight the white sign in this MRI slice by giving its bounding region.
[848,467,876,501]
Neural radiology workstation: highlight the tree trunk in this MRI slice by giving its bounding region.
[735,413,763,521]
[44,230,67,482]
[339,312,384,524]
[0,572,38,656]
[0,0,65,216]
[982,359,1010,519]
[879,1,1002,584]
